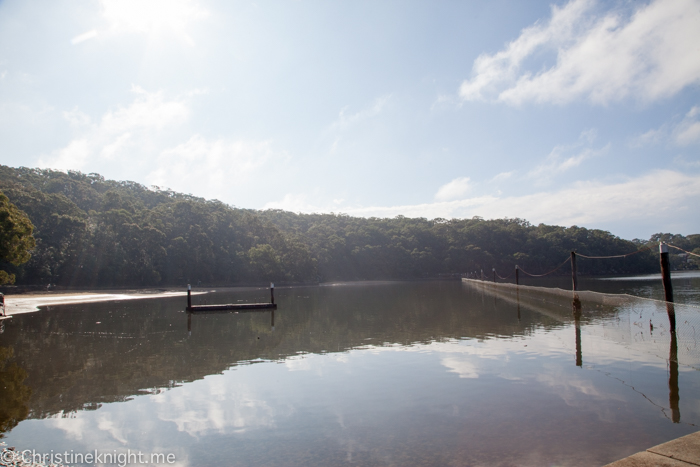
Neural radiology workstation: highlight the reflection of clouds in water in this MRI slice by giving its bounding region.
[535,365,624,424]
[285,352,351,375]
[440,356,479,378]
[364,332,571,380]
[28,322,683,466]
[154,377,277,436]
[537,365,607,398]
[284,354,313,372]
[49,415,87,441]
[97,412,128,444]
[45,408,191,466]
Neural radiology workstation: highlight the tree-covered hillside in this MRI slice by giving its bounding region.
[0,166,316,287]
[0,165,697,287]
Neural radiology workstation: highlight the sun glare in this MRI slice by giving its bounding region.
[101,0,208,36]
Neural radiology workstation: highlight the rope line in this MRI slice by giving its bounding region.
[495,270,514,280]
[491,243,694,282]
[667,244,700,258]
[518,256,571,277]
[577,244,653,260]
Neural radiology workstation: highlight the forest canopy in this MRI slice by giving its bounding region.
[0,191,35,285]
[0,165,697,288]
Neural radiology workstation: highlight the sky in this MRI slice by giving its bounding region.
[0,0,699,240]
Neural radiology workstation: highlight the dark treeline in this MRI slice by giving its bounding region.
[0,165,697,287]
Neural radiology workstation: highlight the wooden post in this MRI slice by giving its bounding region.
[187,284,191,310]
[660,243,676,333]
[659,243,674,303]
[515,265,519,285]
[270,282,275,304]
[570,251,578,292]
[492,267,496,283]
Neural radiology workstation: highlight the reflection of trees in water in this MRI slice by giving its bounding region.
[0,346,31,437]
[3,284,545,418]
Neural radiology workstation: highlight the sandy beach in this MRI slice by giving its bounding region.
[2,290,206,315]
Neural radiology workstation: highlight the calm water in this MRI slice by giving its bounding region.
[1,278,699,466]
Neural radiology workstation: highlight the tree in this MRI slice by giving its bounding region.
[0,192,35,284]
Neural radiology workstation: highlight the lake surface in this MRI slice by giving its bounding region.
[1,277,699,466]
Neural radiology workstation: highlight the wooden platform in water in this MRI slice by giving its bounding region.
[187,303,277,312]
[0,315,12,321]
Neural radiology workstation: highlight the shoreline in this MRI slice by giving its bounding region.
[2,290,206,315]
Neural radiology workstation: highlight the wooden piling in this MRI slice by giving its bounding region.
[492,267,496,283]
[659,243,674,303]
[270,282,275,304]
[187,284,192,309]
[515,265,519,285]
[570,251,578,292]
[659,243,676,333]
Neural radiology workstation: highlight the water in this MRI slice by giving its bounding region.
[1,278,699,466]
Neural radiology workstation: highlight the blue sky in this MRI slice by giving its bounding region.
[0,0,699,240]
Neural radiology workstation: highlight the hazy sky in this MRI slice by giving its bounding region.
[1,0,699,239]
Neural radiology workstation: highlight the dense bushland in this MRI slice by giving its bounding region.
[0,165,697,287]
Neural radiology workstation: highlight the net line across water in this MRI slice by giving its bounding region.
[462,278,700,371]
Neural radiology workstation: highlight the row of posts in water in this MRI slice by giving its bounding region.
[487,243,674,301]
[483,242,677,332]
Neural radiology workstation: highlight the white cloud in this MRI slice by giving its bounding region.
[676,122,700,145]
[528,131,608,183]
[71,30,98,45]
[631,105,700,147]
[38,87,293,203]
[325,95,391,153]
[263,192,329,214]
[63,108,92,127]
[265,170,700,233]
[460,0,700,105]
[630,127,666,148]
[332,95,391,130]
[435,177,471,201]
[45,139,92,172]
[675,106,700,145]
[37,87,189,171]
[491,171,514,182]
[674,155,700,168]
[147,136,289,201]
[102,86,189,133]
